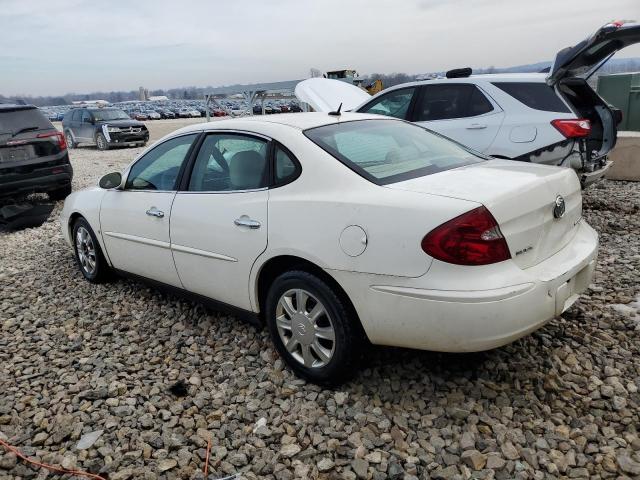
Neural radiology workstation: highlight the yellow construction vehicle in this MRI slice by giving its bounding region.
[325,69,383,95]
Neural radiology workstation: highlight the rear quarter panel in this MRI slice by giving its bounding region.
[255,130,479,279]
[480,82,574,162]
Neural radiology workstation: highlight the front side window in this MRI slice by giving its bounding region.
[359,88,415,119]
[188,133,268,191]
[305,119,482,185]
[415,84,493,121]
[125,134,197,190]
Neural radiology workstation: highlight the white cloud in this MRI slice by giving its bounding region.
[1,0,639,95]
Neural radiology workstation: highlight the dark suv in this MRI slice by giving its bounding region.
[62,107,149,151]
[0,104,72,200]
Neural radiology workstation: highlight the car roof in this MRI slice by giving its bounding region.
[382,72,547,90]
[0,104,37,112]
[175,112,387,134]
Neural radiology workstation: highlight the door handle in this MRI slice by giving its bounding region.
[466,123,487,129]
[234,216,261,229]
[146,208,164,218]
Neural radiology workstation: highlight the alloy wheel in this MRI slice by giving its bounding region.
[75,226,97,275]
[275,288,336,368]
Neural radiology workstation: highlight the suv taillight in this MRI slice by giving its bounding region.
[551,119,591,138]
[421,207,511,266]
[37,131,67,151]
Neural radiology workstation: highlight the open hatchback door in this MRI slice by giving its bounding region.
[295,78,370,113]
[547,21,640,185]
[547,21,640,85]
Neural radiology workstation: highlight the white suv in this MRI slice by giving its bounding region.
[297,21,640,186]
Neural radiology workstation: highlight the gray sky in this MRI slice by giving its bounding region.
[2,0,639,96]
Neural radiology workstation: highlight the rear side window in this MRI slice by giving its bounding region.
[274,145,300,185]
[492,82,571,113]
[305,119,482,185]
[359,88,416,119]
[414,84,493,121]
[0,108,52,134]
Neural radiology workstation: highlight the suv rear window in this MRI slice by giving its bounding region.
[492,82,571,113]
[304,119,482,185]
[0,107,52,134]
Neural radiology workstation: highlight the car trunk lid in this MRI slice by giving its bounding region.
[294,78,371,113]
[386,159,582,269]
[548,21,640,85]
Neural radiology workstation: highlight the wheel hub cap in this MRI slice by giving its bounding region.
[75,226,97,275]
[275,288,336,368]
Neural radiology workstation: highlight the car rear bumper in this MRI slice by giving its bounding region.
[580,160,613,187]
[0,162,73,197]
[329,220,598,352]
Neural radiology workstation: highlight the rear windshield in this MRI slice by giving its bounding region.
[0,108,52,134]
[304,119,483,185]
[492,82,571,113]
[90,109,131,121]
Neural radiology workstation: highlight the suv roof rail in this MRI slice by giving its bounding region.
[445,67,472,79]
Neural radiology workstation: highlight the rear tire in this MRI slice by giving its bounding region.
[65,131,76,149]
[72,217,111,283]
[265,270,363,385]
[48,184,72,201]
[96,133,109,151]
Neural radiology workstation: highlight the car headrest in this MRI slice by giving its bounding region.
[229,150,265,190]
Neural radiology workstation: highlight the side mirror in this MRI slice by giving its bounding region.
[99,172,122,189]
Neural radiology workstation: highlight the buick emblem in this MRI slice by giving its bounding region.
[297,322,306,335]
[553,195,566,219]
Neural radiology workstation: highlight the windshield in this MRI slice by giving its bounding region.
[91,109,130,121]
[304,119,483,185]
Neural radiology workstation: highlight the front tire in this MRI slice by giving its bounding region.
[96,133,109,151]
[65,131,76,149]
[265,270,363,385]
[72,218,111,283]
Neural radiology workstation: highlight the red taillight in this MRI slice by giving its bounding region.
[551,119,591,138]
[37,131,67,151]
[421,206,511,266]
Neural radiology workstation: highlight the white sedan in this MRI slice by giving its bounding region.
[61,113,598,384]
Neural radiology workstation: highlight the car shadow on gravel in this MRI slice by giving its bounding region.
[0,195,54,232]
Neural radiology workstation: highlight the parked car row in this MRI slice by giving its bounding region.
[252,103,303,115]
[39,98,305,124]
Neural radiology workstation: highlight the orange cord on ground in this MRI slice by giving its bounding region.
[0,437,107,480]
[204,438,211,476]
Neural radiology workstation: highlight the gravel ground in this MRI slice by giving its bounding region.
[1,121,639,479]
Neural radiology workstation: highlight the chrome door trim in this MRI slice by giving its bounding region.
[171,243,238,263]
[103,231,171,249]
[176,187,268,195]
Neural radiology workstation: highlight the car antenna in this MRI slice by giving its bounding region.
[328,103,343,116]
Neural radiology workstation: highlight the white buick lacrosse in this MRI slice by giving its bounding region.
[61,113,598,384]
